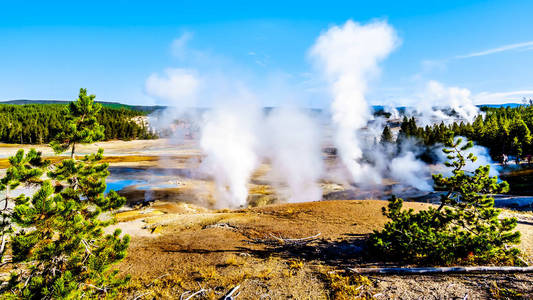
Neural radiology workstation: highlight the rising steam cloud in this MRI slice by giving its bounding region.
[309,20,399,184]
[410,80,481,126]
[200,104,261,207]
[264,107,323,203]
[199,105,324,207]
[145,19,491,208]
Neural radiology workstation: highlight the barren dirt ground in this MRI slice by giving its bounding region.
[114,200,533,299]
[0,139,195,158]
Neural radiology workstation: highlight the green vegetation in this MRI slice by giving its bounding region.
[0,93,157,145]
[0,89,130,299]
[380,125,393,144]
[399,105,533,161]
[2,99,165,113]
[50,89,106,158]
[369,137,522,266]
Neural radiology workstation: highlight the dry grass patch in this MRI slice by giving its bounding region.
[119,255,327,299]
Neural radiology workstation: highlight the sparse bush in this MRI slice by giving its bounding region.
[197,266,218,281]
[490,282,523,299]
[287,259,304,270]
[224,254,243,266]
[369,137,522,265]
[321,271,374,300]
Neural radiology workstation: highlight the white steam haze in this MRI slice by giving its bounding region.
[145,68,202,133]
[143,19,495,208]
[200,103,261,207]
[145,32,325,207]
[383,105,400,119]
[199,104,324,207]
[409,80,481,126]
[264,107,323,203]
[309,20,399,185]
[390,151,432,191]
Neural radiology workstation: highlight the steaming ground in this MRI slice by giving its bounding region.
[0,138,435,207]
[139,20,488,209]
[2,139,533,298]
[0,136,528,209]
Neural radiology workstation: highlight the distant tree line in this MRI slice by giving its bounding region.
[0,103,157,144]
[396,106,533,161]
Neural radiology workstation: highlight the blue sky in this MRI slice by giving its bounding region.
[1,0,533,106]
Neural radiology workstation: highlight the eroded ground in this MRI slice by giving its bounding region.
[114,200,533,299]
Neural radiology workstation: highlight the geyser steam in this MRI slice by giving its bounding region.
[411,80,481,126]
[309,20,399,184]
[264,107,323,203]
[146,19,489,208]
[200,105,261,208]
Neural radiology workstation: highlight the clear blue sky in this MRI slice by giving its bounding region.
[1,0,533,106]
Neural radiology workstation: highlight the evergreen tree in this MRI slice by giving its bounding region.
[50,89,105,158]
[380,125,393,144]
[1,89,130,299]
[369,137,522,265]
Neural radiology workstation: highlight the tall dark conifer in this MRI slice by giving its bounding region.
[1,89,130,299]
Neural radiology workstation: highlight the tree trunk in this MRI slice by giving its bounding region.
[71,142,76,159]
[350,266,533,275]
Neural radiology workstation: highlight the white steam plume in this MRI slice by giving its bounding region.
[200,103,261,208]
[309,20,399,184]
[412,80,480,126]
[145,68,200,107]
[264,107,323,202]
[145,68,202,136]
[390,151,432,191]
[383,105,400,119]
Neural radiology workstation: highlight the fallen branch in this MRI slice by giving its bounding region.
[223,285,240,300]
[0,258,11,268]
[268,232,321,245]
[350,266,533,275]
[146,273,169,287]
[0,234,8,257]
[180,288,206,300]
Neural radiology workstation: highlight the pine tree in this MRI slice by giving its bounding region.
[0,149,48,265]
[380,125,393,144]
[1,89,130,299]
[50,89,105,158]
[369,137,522,265]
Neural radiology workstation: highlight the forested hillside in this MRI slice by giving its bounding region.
[0,103,157,144]
[399,105,533,161]
[2,99,165,113]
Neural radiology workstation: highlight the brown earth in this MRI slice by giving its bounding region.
[115,200,533,299]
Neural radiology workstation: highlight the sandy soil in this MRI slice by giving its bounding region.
[0,139,199,158]
[115,200,533,299]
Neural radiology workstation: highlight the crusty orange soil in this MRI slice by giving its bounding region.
[116,200,533,299]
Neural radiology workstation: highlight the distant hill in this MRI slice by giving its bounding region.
[476,103,523,108]
[0,99,166,113]
[1,99,525,113]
